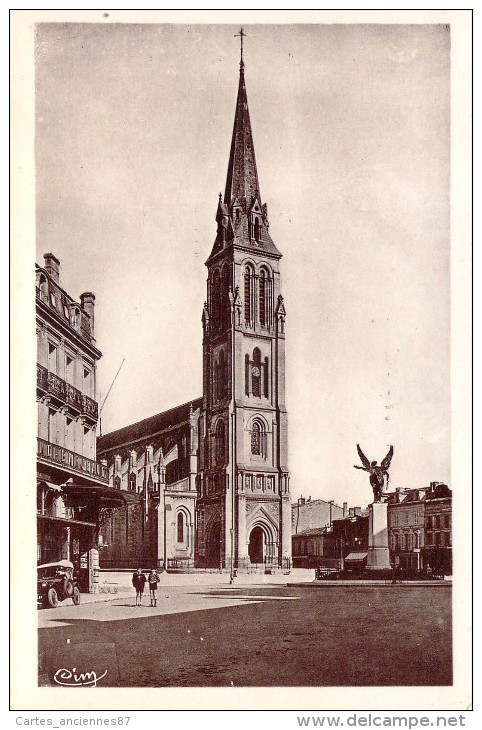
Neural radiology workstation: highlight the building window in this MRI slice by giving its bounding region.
[253,217,260,242]
[177,512,184,543]
[66,417,73,449]
[48,343,57,373]
[222,265,230,329]
[244,265,254,324]
[259,267,271,328]
[211,269,221,332]
[65,355,74,384]
[250,419,266,458]
[216,420,226,466]
[83,367,92,396]
[48,408,56,444]
[259,270,266,325]
[39,274,49,302]
[220,350,227,399]
[251,421,261,455]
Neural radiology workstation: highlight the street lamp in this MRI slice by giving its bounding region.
[229,527,235,584]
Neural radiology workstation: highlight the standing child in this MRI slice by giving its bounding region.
[148,568,160,606]
[132,568,146,606]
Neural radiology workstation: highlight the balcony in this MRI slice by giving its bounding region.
[82,394,98,422]
[65,382,83,412]
[37,364,98,421]
[37,437,109,484]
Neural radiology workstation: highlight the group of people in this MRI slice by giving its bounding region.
[132,568,160,606]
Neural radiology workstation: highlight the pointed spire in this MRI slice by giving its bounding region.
[224,36,261,209]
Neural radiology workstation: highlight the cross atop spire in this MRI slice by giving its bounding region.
[234,27,246,72]
[224,38,260,209]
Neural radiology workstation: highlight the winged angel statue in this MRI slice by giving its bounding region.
[354,444,394,502]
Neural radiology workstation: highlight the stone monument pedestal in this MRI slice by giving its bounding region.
[366,501,391,570]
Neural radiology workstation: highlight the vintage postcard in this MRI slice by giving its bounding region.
[10,9,472,712]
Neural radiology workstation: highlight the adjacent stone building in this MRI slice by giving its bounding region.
[422,482,452,575]
[36,254,128,591]
[387,487,426,572]
[292,496,346,535]
[97,400,201,569]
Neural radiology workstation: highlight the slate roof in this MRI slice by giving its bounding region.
[97,397,202,454]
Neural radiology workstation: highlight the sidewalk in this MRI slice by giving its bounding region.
[98,567,315,591]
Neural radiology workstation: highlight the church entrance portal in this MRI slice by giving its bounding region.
[248,526,265,565]
[206,521,221,568]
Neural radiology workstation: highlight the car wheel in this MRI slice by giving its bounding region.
[72,587,81,605]
[47,588,59,608]
[63,578,74,597]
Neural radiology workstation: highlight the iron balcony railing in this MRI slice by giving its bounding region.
[37,437,109,483]
[37,363,99,421]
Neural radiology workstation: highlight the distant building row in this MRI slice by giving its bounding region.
[291,483,452,576]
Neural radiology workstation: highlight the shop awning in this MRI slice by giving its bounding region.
[37,514,96,527]
[61,482,141,507]
[345,552,368,561]
[38,480,62,491]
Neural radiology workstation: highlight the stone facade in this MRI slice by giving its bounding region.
[36,253,123,592]
[387,487,426,572]
[97,400,201,569]
[292,496,346,535]
[422,482,452,575]
[195,58,291,570]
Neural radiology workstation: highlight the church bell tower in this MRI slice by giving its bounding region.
[196,34,291,570]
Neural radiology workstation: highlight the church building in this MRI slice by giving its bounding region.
[97,41,291,571]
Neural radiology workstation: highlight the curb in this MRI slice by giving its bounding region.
[288,580,452,587]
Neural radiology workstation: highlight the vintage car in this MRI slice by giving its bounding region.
[37,560,81,608]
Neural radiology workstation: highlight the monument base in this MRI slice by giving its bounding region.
[366,546,391,570]
[366,501,391,570]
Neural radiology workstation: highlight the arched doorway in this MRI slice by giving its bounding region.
[206,521,221,568]
[248,526,265,565]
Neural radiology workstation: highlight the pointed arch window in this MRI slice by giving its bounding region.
[177,512,184,543]
[244,265,254,325]
[259,270,266,326]
[218,350,227,400]
[250,419,266,458]
[211,269,221,332]
[251,421,261,455]
[254,217,260,242]
[259,267,272,328]
[222,265,230,329]
[216,419,226,465]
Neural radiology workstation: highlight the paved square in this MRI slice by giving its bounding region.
[38,584,452,687]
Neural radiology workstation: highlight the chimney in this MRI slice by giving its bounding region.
[353,506,361,516]
[43,253,60,283]
[80,292,95,337]
[343,502,348,516]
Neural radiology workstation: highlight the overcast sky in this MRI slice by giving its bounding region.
[35,22,450,508]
